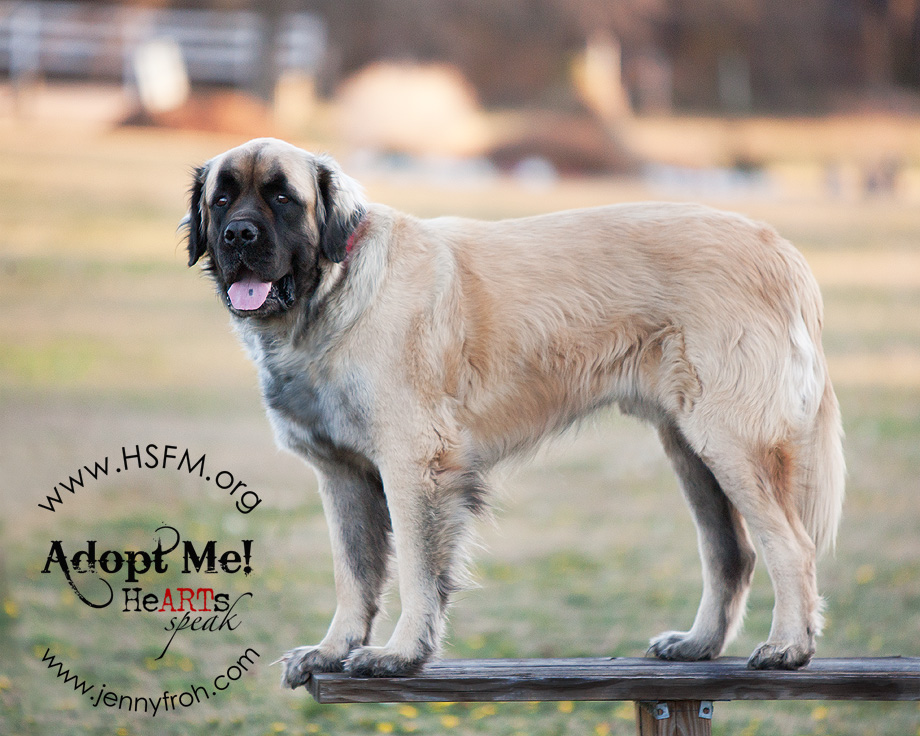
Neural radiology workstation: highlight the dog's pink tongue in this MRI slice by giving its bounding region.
[228,274,272,311]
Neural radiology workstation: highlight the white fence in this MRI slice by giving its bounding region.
[0,1,326,88]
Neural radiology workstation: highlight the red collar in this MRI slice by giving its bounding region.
[344,215,368,265]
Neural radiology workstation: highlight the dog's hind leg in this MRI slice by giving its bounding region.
[648,422,757,662]
[281,464,392,688]
[690,434,821,669]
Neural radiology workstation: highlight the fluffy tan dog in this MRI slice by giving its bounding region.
[184,138,844,683]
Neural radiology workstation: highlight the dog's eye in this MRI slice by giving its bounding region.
[214,195,229,207]
[275,194,290,204]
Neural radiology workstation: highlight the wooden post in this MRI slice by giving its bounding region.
[635,701,712,736]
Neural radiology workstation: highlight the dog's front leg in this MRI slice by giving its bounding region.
[281,465,392,688]
[345,458,480,677]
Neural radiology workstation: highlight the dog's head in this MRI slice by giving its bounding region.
[183,138,366,318]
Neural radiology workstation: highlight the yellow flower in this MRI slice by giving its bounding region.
[376,722,395,733]
[473,704,497,719]
[558,701,575,714]
[614,703,634,721]
[271,723,287,733]
[398,705,419,719]
[3,599,18,618]
[440,714,460,729]
[595,723,611,736]
[811,705,828,721]
[855,564,875,584]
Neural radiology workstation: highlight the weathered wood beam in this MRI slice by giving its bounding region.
[308,657,920,704]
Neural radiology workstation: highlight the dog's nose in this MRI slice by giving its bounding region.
[224,220,259,246]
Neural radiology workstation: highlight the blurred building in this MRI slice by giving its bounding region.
[1,0,919,116]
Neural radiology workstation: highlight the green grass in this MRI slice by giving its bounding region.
[2,125,920,735]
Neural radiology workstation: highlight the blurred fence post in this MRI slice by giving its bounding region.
[9,4,41,111]
[0,1,326,106]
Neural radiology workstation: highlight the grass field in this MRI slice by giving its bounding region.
[1,120,919,736]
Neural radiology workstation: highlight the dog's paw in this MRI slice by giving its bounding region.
[648,631,720,661]
[344,646,428,678]
[279,646,347,689]
[747,642,814,670]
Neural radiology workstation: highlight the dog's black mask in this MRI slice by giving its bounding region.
[184,141,365,319]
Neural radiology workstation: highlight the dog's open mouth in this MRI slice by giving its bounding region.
[227,269,296,313]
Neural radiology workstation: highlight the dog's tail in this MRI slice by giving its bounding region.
[797,376,845,556]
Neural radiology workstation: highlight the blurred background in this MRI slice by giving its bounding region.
[3,0,920,187]
[1,1,919,735]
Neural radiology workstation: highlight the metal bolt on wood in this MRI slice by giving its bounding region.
[635,700,712,735]
[649,702,669,719]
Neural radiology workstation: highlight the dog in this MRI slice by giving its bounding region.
[183,137,844,683]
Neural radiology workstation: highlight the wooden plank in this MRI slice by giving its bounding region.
[308,657,920,704]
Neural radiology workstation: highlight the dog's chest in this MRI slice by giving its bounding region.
[254,343,372,466]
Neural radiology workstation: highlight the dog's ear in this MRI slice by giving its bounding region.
[183,164,209,267]
[315,156,367,263]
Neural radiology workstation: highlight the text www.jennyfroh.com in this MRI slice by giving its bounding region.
[40,647,260,716]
